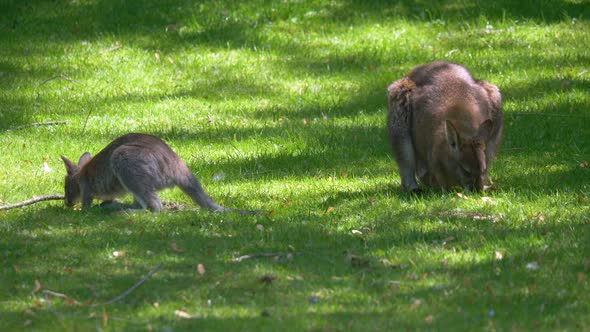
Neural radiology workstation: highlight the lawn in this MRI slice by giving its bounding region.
[1,0,589,330]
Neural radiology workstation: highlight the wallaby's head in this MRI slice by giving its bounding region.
[445,119,493,191]
[61,152,92,207]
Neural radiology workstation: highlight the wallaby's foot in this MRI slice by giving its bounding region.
[408,187,423,195]
[129,192,163,212]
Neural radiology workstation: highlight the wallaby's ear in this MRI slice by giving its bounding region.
[476,119,493,141]
[446,120,460,150]
[61,156,77,175]
[78,152,92,167]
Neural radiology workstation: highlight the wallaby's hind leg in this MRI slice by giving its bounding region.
[387,78,419,192]
[132,191,163,212]
[110,151,164,212]
[116,176,163,211]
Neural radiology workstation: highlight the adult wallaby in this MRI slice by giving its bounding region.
[61,133,255,213]
[387,61,503,192]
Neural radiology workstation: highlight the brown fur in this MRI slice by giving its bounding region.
[61,133,254,213]
[387,61,503,191]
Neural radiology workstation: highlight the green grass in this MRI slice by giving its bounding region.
[1,0,590,330]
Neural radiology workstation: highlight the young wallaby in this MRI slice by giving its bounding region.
[387,61,503,192]
[61,133,255,213]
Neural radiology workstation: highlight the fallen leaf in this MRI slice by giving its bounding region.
[578,195,588,203]
[325,206,335,213]
[463,277,473,289]
[347,254,370,268]
[42,162,52,173]
[389,280,400,292]
[174,310,193,319]
[102,308,108,328]
[419,272,429,280]
[166,24,181,32]
[481,196,497,205]
[268,210,276,217]
[456,192,468,200]
[532,211,545,225]
[578,272,584,283]
[410,299,422,310]
[526,262,540,271]
[23,309,36,317]
[212,171,226,182]
[369,196,375,205]
[65,297,75,304]
[561,79,570,90]
[33,280,42,293]
[486,284,495,297]
[259,274,276,284]
[170,242,184,253]
[442,236,455,244]
[495,251,503,261]
[197,263,205,275]
[112,250,126,258]
[529,283,537,293]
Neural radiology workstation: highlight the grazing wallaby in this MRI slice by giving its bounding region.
[61,133,254,213]
[387,61,503,192]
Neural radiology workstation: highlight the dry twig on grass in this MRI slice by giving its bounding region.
[38,74,83,87]
[93,263,163,306]
[11,120,68,130]
[234,253,290,262]
[0,195,64,211]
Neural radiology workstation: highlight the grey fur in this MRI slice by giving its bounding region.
[61,133,254,213]
[387,61,503,191]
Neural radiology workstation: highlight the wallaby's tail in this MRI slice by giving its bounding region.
[177,173,226,212]
[178,173,262,215]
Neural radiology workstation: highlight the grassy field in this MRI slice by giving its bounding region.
[1,0,590,330]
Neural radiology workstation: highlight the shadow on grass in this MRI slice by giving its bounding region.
[2,200,589,329]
